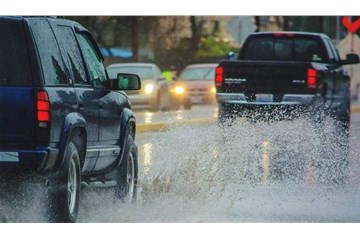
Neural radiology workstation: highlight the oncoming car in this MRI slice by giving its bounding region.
[107,63,172,112]
[171,63,217,110]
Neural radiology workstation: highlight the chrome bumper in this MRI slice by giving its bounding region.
[216,93,315,105]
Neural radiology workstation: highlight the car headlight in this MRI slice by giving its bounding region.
[211,86,216,93]
[144,84,154,95]
[174,86,185,94]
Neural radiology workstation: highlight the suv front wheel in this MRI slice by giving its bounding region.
[114,125,138,203]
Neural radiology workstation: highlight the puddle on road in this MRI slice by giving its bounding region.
[1,116,360,222]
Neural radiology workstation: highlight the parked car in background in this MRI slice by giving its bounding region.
[171,63,217,110]
[107,63,172,112]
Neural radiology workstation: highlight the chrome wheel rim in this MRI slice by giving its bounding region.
[127,153,135,200]
[68,156,77,214]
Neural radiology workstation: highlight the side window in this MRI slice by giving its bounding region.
[326,39,340,62]
[154,66,162,78]
[53,25,89,86]
[77,34,107,87]
[28,19,68,85]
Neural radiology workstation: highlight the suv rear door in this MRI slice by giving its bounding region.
[0,17,35,148]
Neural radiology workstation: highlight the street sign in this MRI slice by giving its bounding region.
[342,16,360,33]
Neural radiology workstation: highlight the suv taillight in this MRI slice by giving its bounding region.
[215,66,224,87]
[36,91,50,123]
[307,68,317,89]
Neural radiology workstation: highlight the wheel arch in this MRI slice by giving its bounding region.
[116,108,136,168]
[56,112,87,170]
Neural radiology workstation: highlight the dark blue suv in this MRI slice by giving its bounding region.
[0,16,141,222]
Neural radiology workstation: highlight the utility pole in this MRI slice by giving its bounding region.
[336,16,341,41]
[131,17,138,62]
[283,16,289,31]
[319,16,323,33]
[254,16,261,32]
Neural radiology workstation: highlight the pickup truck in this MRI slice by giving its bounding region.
[215,32,359,128]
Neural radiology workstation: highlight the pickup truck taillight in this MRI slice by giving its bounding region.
[307,68,317,89]
[36,91,50,125]
[215,66,224,87]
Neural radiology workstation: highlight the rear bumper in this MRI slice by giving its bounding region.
[216,93,315,105]
[0,147,59,174]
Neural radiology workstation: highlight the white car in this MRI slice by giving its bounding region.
[107,63,171,111]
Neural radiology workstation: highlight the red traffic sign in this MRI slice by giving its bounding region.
[342,16,360,33]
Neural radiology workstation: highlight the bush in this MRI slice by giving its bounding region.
[196,35,237,58]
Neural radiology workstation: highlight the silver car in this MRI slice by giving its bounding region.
[107,63,171,111]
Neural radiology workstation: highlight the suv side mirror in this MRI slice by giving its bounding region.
[342,53,360,65]
[109,73,141,90]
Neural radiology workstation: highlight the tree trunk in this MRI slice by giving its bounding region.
[131,17,138,62]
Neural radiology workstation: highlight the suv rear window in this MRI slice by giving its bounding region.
[0,18,32,86]
[241,35,328,63]
[28,19,68,86]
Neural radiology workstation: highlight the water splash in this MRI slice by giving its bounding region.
[1,115,360,222]
[77,115,360,222]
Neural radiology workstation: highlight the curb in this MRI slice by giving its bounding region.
[351,105,360,113]
[137,118,216,133]
[137,105,360,134]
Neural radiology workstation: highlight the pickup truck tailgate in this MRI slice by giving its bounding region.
[220,61,313,95]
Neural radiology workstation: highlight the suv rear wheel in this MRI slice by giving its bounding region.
[48,141,80,223]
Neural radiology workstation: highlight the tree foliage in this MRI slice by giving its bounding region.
[65,16,237,70]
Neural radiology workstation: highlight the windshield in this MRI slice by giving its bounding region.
[0,18,31,86]
[107,66,154,80]
[179,67,216,81]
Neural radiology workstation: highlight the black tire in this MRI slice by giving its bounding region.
[171,103,180,110]
[159,91,171,111]
[218,103,235,126]
[184,101,192,110]
[149,102,159,112]
[48,141,81,223]
[114,125,138,203]
[149,94,160,112]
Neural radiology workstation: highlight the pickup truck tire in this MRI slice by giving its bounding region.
[218,103,235,126]
[48,141,80,223]
[114,126,138,203]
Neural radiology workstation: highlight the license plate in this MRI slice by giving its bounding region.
[0,152,19,162]
[256,94,273,102]
[191,96,203,104]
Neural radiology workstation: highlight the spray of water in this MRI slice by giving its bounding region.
[77,114,360,222]
[1,114,360,222]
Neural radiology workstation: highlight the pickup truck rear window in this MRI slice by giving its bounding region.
[0,18,32,86]
[241,36,327,63]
